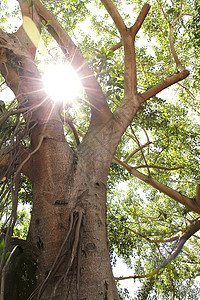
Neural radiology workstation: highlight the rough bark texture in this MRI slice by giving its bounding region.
[28,116,120,299]
[0,10,121,297]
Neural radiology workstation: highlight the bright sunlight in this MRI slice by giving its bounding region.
[42,63,82,104]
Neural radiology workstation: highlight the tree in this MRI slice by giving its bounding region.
[0,0,199,299]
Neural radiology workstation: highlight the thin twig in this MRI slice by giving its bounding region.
[134,165,183,171]
[153,138,169,164]
[124,141,151,163]
[130,125,151,176]
[155,0,169,22]
[169,0,185,71]
[125,225,181,244]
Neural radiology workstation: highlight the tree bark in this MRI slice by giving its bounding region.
[28,113,120,299]
[0,22,120,300]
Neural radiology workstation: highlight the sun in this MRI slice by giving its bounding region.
[42,63,82,104]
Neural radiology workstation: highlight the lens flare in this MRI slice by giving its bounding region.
[42,63,82,104]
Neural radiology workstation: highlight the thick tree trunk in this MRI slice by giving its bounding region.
[0,25,120,299]
[28,116,120,299]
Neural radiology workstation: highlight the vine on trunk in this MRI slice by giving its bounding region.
[28,209,84,300]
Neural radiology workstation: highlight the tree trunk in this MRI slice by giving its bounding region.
[0,22,120,299]
[28,114,120,299]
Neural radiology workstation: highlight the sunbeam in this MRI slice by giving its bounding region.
[42,63,82,104]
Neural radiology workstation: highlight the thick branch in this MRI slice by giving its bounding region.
[112,156,200,215]
[139,69,189,104]
[0,4,46,112]
[130,4,151,37]
[111,5,152,140]
[16,0,42,57]
[100,0,126,36]
[32,0,111,118]
[131,167,200,214]
[101,1,136,99]
[123,4,150,98]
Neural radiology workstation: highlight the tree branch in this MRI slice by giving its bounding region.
[0,136,43,203]
[153,139,169,164]
[0,7,46,111]
[134,165,183,171]
[125,226,181,244]
[196,181,200,206]
[124,141,151,163]
[16,0,41,57]
[155,0,169,23]
[112,156,200,215]
[131,167,200,214]
[0,245,21,297]
[169,0,185,71]
[61,116,80,145]
[138,69,189,104]
[0,107,28,127]
[130,4,151,37]
[130,126,151,176]
[110,4,151,141]
[110,41,122,52]
[115,219,200,281]
[100,0,126,36]
[32,0,111,118]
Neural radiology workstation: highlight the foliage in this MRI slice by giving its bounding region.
[13,208,30,239]
[116,282,131,300]
[190,0,200,54]
[107,179,200,298]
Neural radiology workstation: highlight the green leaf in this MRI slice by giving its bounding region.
[101,47,106,53]
[0,238,4,256]
[96,53,103,59]
[106,50,114,57]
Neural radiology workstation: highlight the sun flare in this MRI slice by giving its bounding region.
[42,63,82,104]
